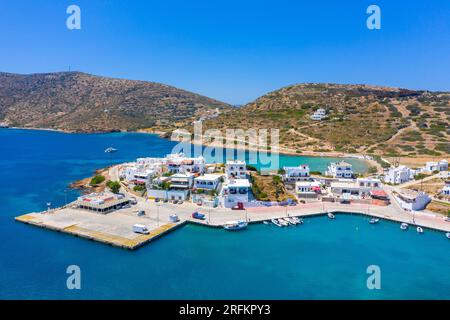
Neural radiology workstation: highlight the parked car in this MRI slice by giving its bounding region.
[172,200,179,204]
[137,210,146,216]
[192,212,206,220]
[155,198,160,203]
[163,199,168,203]
[178,201,184,205]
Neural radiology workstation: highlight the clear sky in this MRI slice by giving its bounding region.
[0,0,449,104]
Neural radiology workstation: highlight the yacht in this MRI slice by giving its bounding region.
[104,147,118,153]
[417,226,424,234]
[400,223,409,230]
[223,220,248,231]
[369,218,379,224]
[327,212,335,219]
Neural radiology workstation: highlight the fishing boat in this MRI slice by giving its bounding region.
[369,218,379,224]
[446,232,450,239]
[327,212,335,219]
[104,147,118,153]
[417,226,424,234]
[271,219,283,227]
[400,223,409,230]
[223,220,248,231]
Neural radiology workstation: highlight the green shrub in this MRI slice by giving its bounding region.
[90,175,105,186]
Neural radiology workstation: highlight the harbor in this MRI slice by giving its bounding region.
[15,189,450,250]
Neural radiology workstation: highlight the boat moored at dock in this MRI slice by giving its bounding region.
[400,223,409,230]
[271,219,283,227]
[327,212,335,219]
[446,232,450,239]
[369,218,380,224]
[417,226,424,234]
[223,220,248,231]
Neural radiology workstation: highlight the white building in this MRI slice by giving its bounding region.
[295,181,321,198]
[225,160,247,179]
[325,161,353,179]
[194,174,223,191]
[222,179,251,208]
[283,165,310,183]
[330,178,382,198]
[394,190,431,211]
[383,166,412,184]
[442,181,450,196]
[170,173,194,189]
[424,159,449,173]
[310,108,326,121]
[166,153,206,174]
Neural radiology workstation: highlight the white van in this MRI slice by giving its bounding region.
[132,224,150,234]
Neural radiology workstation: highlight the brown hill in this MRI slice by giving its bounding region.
[0,71,231,132]
[200,83,450,158]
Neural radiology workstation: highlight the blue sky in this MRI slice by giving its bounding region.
[0,0,449,104]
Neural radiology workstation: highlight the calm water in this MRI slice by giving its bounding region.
[0,128,449,299]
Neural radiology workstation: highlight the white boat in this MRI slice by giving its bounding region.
[271,219,283,227]
[223,220,248,231]
[282,217,294,225]
[286,217,298,225]
[104,147,118,153]
[400,223,409,230]
[369,218,379,224]
[263,220,270,225]
[277,219,289,226]
[291,217,302,224]
[446,232,450,239]
[417,226,424,234]
[327,212,335,219]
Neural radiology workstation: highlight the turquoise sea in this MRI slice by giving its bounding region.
[0,128,449,299]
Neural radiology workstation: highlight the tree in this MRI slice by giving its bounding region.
[90,174,105,186]
[106,180,121,194]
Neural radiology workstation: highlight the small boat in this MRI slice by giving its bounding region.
[369,218,379,224]
[282,218,294,225]
[192,212,206,220]
[327,212,335,219]
[263,220,270,225]
[287,217,298,225]
[223,220,248,231]
[417,226,424,234]
[291,217,300,224]
[400,223,409,230]
[271,219,283,227]
[446,232,450,239]
[104,147,118,153]
[277,219,289,227]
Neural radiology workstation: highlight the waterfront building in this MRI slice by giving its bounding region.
[330,178,382,198]
[295,181,321,198]
[222,178,251,208]
[194,174,223,191]
[225,160,247,179]
[282,165,310,183]
[394,190,431,211]
[75,192,130,214]
[325,161,353,179]
[383,166,412,184]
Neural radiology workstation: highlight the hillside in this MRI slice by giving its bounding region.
[0,72,231,132]
[199,83,450,159]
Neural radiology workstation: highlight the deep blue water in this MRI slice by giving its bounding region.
[0,128,449,299]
